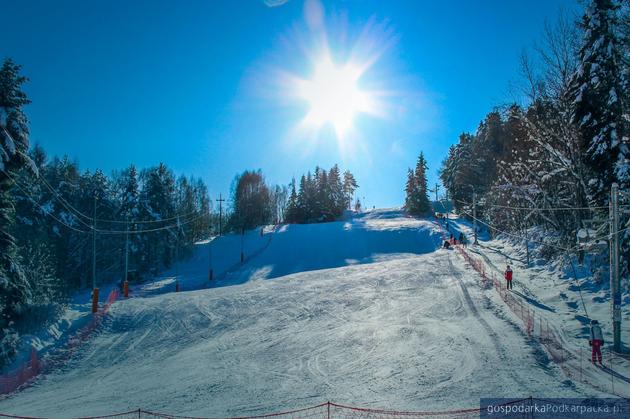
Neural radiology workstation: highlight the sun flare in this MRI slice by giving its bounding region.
[297,57,372,137]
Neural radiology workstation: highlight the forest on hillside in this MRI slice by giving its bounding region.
[440,1,629,278]
[0,84,213,363]
[226,165,359,230]
[0,54,361,365]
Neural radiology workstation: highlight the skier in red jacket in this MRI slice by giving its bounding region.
[504,265,513,290]
[589,320,604,365]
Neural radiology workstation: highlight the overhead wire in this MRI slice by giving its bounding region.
[3,164,207,235]
[3,125,205,227]
[452,200,630,321]
[1,166,92,234]
[38,168,200,224]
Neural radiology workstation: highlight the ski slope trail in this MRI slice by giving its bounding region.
[0,210,602,417]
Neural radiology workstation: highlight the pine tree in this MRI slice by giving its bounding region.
[405,169,416,212]
[192,178,211,240]
[296,174,308,223]
[141,163,176,269]
[406,152,431,216]
[0,59,33,365]
[285,178,299,223]
[342,171,358,210]
[569,0,627,203]
[328,165,344,215]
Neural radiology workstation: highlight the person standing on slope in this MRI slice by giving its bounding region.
[589,320,604,365]
[504,265,513,290]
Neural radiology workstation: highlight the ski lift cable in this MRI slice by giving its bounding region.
[38,171,199,224]
[456,205,575,253]
[96,213,207,235]
[1,166,92,234]
[2,125,96,227]
[456,199,616,211]
[457,198,630,240]
[455,206,596,319]
[456,201,630,246]
[36,173,95,229]
[2,125,204,225]
[457,203,630,321]
[3,166,206,235]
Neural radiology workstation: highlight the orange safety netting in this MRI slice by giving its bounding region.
[0,399,535,419]
[0,290,118,396]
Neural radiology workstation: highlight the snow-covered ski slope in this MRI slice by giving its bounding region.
[445,216,630,397]
[0,209,609,417]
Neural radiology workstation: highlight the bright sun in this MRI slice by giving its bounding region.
[297,57,372,137]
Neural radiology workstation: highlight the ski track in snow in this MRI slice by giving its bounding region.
[0,210,611,417]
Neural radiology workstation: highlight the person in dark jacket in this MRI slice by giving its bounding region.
[589,320,604,364]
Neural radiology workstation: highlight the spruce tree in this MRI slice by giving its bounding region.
[342,171,358,210]
[285,178,298,223]
[0,59,32,365]
[405,169,416,212]
[408,152,431,216]
[328,165,344,215]
[569,0,627,203]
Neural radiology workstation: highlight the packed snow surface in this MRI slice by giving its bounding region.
[0,210,615,417]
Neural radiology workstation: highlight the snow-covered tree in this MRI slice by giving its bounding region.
[0,59,33,366]
[285,178,299,223]
[342,170,358,210]
[569,0,628,203]
[405,152,431,216]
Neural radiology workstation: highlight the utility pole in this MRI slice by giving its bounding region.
[472,188,478,245]
[610,183,621,352]
[91,192,98,313]
[175,216,180,292]
[216,194,225,236]
[433,183,440,203]
[92,193,97,289]
[525,224,530,267]
[208,211,213,281]
[124,222,129,283]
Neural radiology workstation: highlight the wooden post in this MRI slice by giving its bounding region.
[123,280,129,298]
[91,288,99,313]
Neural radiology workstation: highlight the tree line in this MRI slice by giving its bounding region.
[0,59,212,365]
[0,54,363,367]
[440,0,629,276]
[228,165,360,229]
[285,165,358,223]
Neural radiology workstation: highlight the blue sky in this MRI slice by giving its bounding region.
[1,0,580,208]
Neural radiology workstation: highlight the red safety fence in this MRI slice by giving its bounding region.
[0,289,118,396]
[1,399,536,419]
[434,219,630,397]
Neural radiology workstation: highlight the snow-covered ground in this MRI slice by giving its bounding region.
[445,216,630,396]
[0,209,624,417]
